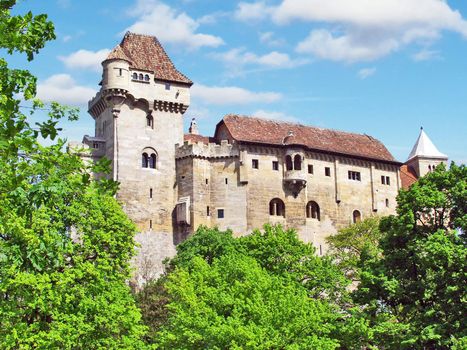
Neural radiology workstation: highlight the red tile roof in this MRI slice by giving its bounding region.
[105,32,192,85]
[184,134,213,145]
[400,164,418,189]
[216,114,399,163]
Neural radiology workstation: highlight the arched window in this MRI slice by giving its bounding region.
[142,153,149,168]
[285,155,293,171]
[306,201,320,220]
[293,154,302,170]
[139,73,144,80]
[146,114,154,128]
[149,153,157,169]
[428,165,432,172]
[352,210,361,223]
[269,198,285,217]
[132,72,138,80]
[144,74,150,81]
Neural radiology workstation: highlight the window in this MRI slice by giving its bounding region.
[146,114,154,129]
[149,219,153,229]
[308,164,313,174]
[149,154,157,169]
[319,244,322,256]
[348,171,361,181]
[119,68,123,76]
[149,188,153,199]
[142,149,157,169]
[132,72,138,80]
[139,73,144,80]
[142,153,149,168]
[352,210,361,223]
[381,175,390,185]
[272,161,279,171]
[252,159,259,169]
[225,178,228,185]
[306,201,320,221]
[269,198,285,217]
[385,198,389,208]
[285,155,293,171]
[205,178,209,185]
[293,154,302,170]
[217,209,224,219]
[325,167,331,177]
[207,206,210,217]
[165,82,171,90]
[144,74,150,82]
[93,142,99,149]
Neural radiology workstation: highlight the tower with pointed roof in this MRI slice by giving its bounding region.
[405,127,448,178]
[86,32,192,280]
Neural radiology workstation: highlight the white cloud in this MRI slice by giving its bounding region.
[259,31,285,46]
[214,47,308,70]
[59,49,110,72]
[412,48,441,61]
[357,67,376,79]
[125,0,223,50]
[243,0,467,62]
[252,109,298,122]
[36,74,96,106]
[234,1,271,22]
[296,29,399,62]
[191,84,282,105]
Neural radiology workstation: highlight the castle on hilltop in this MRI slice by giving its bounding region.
[73,32,448,282]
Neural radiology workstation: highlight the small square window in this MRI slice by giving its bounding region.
[272,161,279,171]
[217,209,224,219]
[325,167,331,177]
[308,164,313,174]
[165,83,171,90]
[252,159,259,169]
[93,142,99,149]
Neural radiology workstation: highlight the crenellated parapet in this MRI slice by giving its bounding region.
[175,140,239,160]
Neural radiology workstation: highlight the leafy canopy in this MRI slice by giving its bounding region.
[0,2,147,348]
[355,163,467,349]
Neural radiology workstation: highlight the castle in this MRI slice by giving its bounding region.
[74,32,448,282]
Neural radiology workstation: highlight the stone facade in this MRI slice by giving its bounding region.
[76,32,448,283]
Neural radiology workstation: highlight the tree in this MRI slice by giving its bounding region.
[0,2,147,348]
[326,217,382,281]
[355,163,467,348]
[137,225,373,348]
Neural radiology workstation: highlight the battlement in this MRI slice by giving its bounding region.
[175,140,239,159]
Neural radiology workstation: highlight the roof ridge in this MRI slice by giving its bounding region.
[224,114,382,141]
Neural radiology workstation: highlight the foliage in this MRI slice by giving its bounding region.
[137,225,374,349]
[326,217,382,281]
[355,163,467,349]
[0,2,147,348]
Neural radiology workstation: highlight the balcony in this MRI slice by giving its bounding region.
[283,170,307,193]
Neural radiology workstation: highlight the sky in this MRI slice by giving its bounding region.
[8,0,467,163]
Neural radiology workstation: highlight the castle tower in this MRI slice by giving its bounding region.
[406,127,448,178]
[86,32,192,282]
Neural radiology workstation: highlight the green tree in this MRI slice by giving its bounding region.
[137,225,372,348]
[0,2,147,348]
[355,163,467,348]
[326,217,382,281]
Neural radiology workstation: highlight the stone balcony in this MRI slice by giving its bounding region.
[283,170,307,195]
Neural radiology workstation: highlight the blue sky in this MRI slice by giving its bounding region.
[9,0,467,163]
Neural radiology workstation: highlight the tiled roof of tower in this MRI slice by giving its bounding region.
[217,115,399,163]
[400,164,418,189]
[105,32,192,85]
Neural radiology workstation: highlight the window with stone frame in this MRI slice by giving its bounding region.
[269,198,285,217]
[272,161,279,171]
[306,201,320,221]
[252,159,259,169]
[348,171,361,181]
[325,167,331,177]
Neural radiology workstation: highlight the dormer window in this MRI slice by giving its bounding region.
[139,73,144,80]
[144,74,150,82]
[165,83,171,90]
[132,72,138,80]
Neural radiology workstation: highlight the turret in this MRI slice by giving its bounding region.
[406,127,448,178]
